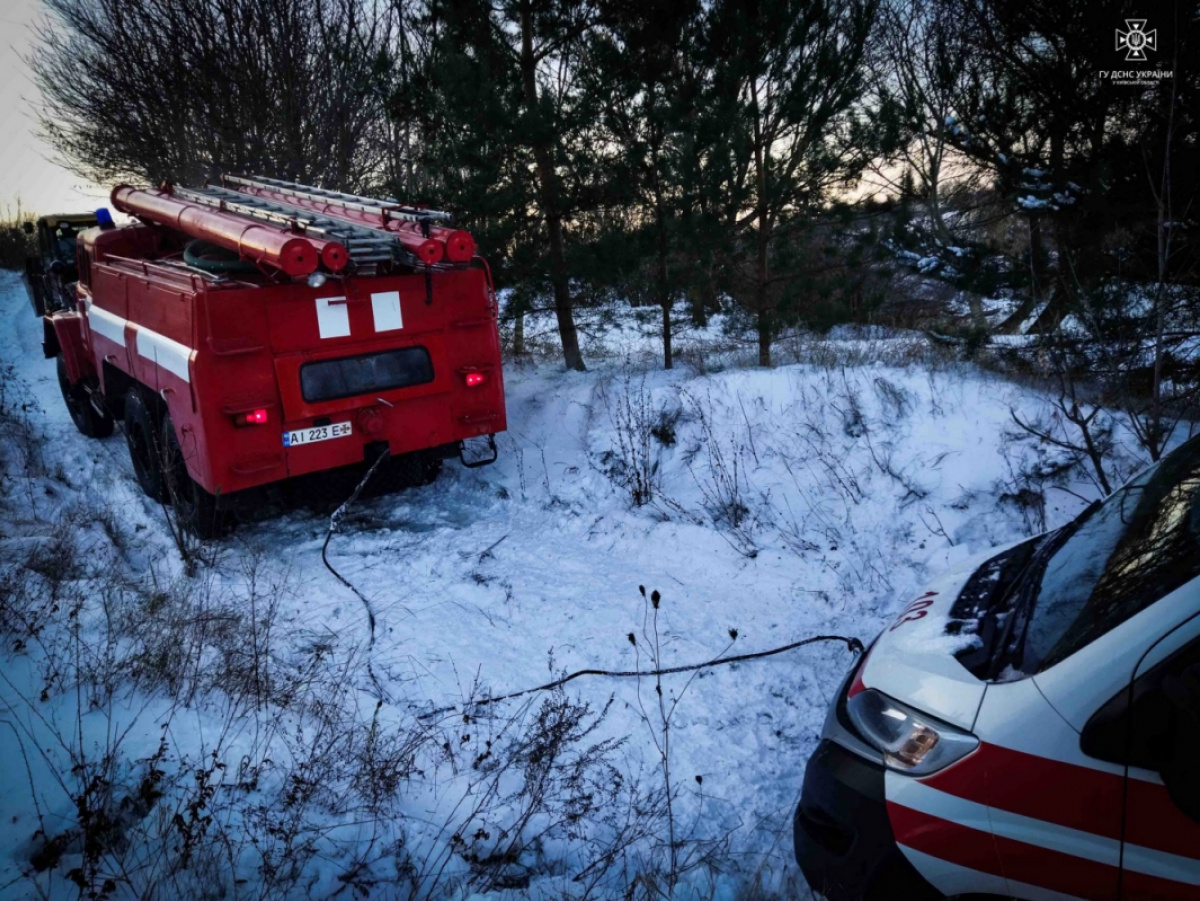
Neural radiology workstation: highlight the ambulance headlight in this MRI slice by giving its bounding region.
[846,689,979,775]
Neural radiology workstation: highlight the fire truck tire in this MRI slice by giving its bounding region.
[57,356,114,438]
[376,452,442,493]
[162,417,226,540]
[123,389,168,502]
[418,456,443,486]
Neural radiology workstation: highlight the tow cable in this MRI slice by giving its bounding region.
[322,448,392,700]
[416,633,864,720]
[322,449,865,717]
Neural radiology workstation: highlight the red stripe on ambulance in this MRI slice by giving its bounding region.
[923,742,1200,860]
[885,801,1005,879]
[889,802,1120,900]
[1123,868,1200,900]
[922,742,1125,840]
[892,742,1200,898]
[1126,776,1200,863]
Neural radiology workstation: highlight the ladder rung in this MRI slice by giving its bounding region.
[176,183,471,273]
[191,186,408,259]
[175,188,313,230]
[226,175,454,224]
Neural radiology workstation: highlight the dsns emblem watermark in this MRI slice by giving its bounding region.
[1099,17,1171,86]
[1115,19,1157,61]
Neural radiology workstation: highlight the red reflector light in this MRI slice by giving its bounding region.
[234,408,269,426]
[465,372,487,388]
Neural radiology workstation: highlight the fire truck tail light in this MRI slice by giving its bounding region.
[465,372,487,388]
[234,408,269,426]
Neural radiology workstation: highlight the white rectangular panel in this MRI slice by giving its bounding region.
[371,291,403,332]
[315,296,351,339]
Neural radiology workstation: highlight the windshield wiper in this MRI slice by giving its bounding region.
[988,500,1102,679]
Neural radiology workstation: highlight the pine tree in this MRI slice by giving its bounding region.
[935,0,1198,324]
[397,0,607,371]
[699,0,882,366]
[589,0,706,369]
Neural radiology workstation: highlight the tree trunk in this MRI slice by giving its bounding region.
[652,154,672,370]
[513,310,525,356]
[965,292,988,331]
[997,294,1036,334]
[1146,67,1179,462]
[754,212,773,367]
[546,225,585,371]
[661,301,673,370]
[518,1,585,371]
[926,153,956,248]
[998,214,1045,334]
[751,80,772,368]
[755,222,773,368]
[757,308,772,367]
[1032,132,1073,331]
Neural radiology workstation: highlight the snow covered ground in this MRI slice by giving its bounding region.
[0,270,1113,899]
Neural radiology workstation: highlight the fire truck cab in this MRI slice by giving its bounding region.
[23,212,100,316]
[44,178,506,536]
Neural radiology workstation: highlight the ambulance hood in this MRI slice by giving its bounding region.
[853,540,1036,732]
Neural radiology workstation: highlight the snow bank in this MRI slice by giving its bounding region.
[0,270,1104,898]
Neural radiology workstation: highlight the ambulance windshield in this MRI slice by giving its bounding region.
[1017,435,1200,673]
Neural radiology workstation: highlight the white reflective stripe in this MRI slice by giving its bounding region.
[891,778,1200,892]
[989,805,1119,867]
[134,326,193,384]
[896,846,1015,899]
[1124,843,1200,886]
[315,296,350,338]
[370,291,403,332]
[890,778,1120,867]
[886,773,992,835]
[87,304,127,347]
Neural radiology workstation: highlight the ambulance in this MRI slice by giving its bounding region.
[794,434,1200,900]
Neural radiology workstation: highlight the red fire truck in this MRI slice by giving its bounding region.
[43,176,506,537]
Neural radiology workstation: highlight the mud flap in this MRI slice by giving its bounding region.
[48,313,95,381]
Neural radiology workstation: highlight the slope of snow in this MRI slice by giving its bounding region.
[0,270,1102,899]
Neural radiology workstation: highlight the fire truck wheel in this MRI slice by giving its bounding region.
[56,356,114,438]
[123,389,169,502]
[162,417,226,540]
[418,456,443,486]
[376,452,442,493]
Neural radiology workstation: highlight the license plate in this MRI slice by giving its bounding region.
[283,422,353,448]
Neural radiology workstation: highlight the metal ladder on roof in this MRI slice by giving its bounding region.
[174,185,406,268]
[223,175,454,226]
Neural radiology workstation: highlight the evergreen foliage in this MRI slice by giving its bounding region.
[28,0,1197,370]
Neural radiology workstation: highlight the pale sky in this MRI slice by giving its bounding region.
[0,0,107,216]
